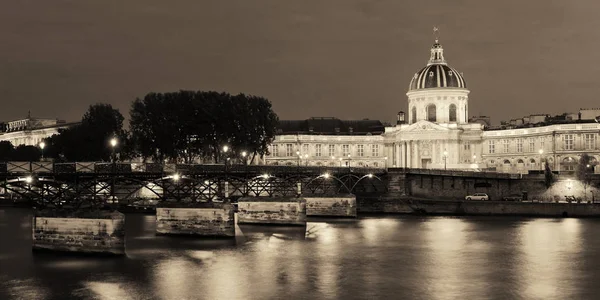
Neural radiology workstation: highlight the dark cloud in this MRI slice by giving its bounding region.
[0,0,598,124]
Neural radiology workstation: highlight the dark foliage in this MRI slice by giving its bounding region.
[129,91,279,163]
[43,104,127,162]
[544,160,555,188]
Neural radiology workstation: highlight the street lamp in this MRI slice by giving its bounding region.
[472,155,476,163]
[538,149,544,171]
[339,157,342,167]
[304,154,308,166]
[39,142,45,161]
[241,151,247,165]
[384,156,388,169]
[347,154,351,168]
[443,150,448,170]
[296,150,301,167]
[110,137,118,163]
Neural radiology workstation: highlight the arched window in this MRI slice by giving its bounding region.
[426,104,436,122]
[503,159,511,165]
[449,104,457,122]
[411,106,417,123]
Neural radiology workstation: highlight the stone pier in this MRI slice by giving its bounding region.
[156,202,235,237]
[237,197,307,226]
[32,209,125,255]
[305,195,357,217]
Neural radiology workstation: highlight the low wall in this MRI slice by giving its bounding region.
[237,197,306,226]
[156,202,235,237]
[357,196,600,217]
[32,210,125,255]
[305,195,357,217]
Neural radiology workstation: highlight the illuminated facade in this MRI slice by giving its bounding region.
[266,35,600,173]
[0,116,77,147]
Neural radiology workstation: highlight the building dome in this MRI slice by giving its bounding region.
[408,40,466,91]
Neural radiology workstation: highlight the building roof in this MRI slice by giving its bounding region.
[277,117,385,135]
[408,40,466,91]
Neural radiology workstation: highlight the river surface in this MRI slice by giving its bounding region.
[1,208,600,300]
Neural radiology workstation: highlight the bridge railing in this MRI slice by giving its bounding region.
[0,161,387,175]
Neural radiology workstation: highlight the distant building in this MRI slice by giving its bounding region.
[264,117,387,168]
[0,115,78,146]
[266,33,600,174]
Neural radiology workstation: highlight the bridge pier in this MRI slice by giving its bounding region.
[156,202,235,237]
[237,197,307,226]
[305,195,357,217]
[32,210,125,255]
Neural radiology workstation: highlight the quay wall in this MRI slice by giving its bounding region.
[32,210,125,255]
[305,195,357,217]
[156,202,235,237]
[387,170,600,202]
[356,197,600,217]
[237,197,306,225]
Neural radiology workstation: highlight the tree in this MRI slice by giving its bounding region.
[0,141,14,161]
[576,153,594,200]
[11,145,41,161]
[544,159,555,188]
[129,91,279,164]
[44,103,127,162]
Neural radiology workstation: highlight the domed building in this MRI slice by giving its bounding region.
[382,37,484,170]
[264,31,600,177]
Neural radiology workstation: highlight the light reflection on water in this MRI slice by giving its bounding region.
[1,209,600,299]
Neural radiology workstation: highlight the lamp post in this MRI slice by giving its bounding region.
[538,149,544,172]
[384,156,388,169]
[304,154,308,166]
[296,150,301,167]
[39,142,45,161]
[241,151,247,165]
[109,137,118,207]
[443,150,448,170]
[339,157,342,167]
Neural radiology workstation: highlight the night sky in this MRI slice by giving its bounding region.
[1,0,599,125]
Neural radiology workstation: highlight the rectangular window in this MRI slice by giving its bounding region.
[272,144,279,157]
[516,139,523,153]
[529,138,535,152]
[564,134,574,150]
[286,144,293,157]
[371,144,379,157]
[302,144,309,155]
[342,144,350,157]
[315,144,322,157]
[357,145,364,157]
[503,140,509,153]
[488,140,495,154]
[585,134,596,150]
[463,141,470,150]
[328,145,335,157]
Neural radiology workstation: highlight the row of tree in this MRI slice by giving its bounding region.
[16,91,278,163]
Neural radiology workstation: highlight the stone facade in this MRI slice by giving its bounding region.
[32,210,125,255]
[237,197,307,225]
[356,197,600,217]
[305,196,357,217]
[0,117,78,147]
[156,203,235,237]
[266,36,600,174]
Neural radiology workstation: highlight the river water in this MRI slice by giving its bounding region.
[1,208,600,300]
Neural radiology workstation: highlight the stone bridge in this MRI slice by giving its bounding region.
[0,162,388,208]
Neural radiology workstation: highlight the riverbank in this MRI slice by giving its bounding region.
[357,196,600,217]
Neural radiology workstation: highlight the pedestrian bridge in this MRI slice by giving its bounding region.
[0,161,388,208]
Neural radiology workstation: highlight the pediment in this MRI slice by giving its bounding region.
[402,120,450,132]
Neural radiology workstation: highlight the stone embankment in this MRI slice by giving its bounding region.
[32,209,125,255]
[357,196,600,217]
